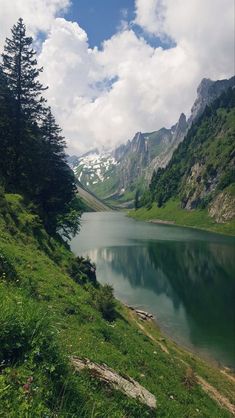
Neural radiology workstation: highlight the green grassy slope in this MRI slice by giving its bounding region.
[0,192,234,417]
[148,89,235,213]
[135,89,235,235]
[77,184,112,212]
[129,198,235,236]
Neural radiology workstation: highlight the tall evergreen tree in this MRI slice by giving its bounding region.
[2,18,48,189]
[35,106,77,232]
[2,18,47,123]
[0,69,15,187]
[41,107,65,156]
[0,19,80,237]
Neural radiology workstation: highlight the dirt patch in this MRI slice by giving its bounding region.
[197,376,235,416]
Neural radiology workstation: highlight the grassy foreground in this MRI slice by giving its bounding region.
[129,199,235,236]
[0,193,235,417]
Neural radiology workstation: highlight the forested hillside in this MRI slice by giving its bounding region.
[139,87,235,227]
[0,18,81,237]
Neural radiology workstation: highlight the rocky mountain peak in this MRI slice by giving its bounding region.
[79,148,99,159]
[131,132,147,154]
[175,113,187,135]
[189,76,235,125]
[197,78,214,95]
[114,143,127,161]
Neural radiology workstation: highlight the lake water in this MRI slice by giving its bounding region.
[71,212,235,368]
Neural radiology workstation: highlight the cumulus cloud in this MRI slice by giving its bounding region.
[134,0,166,35]
[40,23,200,153]
[135,0,234,78]
[0,0,234,154]
[0,0,70,49]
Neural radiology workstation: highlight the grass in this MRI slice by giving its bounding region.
[0,192,234,417]
[129,199,235,236]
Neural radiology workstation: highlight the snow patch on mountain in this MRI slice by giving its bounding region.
[72,149,117,185]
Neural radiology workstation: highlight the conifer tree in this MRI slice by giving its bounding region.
[36,106,77,232]
[0,69,15,187]
[41,107,65,156]
[2,18,48,188]
[0,19,80,237]
[2,18,47,123]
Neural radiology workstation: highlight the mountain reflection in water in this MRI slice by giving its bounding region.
[71,213,235,368]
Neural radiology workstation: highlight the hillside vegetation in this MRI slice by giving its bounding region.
[129,198,235,235]
[1,191,235,417]
[76,183,112,212]
[0,18,81,238]
[133,87,235,233]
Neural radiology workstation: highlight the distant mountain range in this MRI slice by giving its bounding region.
[68,76,234,207]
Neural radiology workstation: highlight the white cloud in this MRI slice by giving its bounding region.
[0,0,233,154]
[134,0,234,78]
[134,0,166,35]
[0,0,70,49]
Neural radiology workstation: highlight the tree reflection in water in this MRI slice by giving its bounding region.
[88,240,235,368]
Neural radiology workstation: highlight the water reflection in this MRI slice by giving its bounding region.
[85,240,235,367]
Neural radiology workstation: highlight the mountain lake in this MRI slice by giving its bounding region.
[71,212,235,369]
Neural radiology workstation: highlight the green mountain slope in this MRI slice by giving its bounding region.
[134,87,235,232]
[77,182,112,212]
[1,192,235,416]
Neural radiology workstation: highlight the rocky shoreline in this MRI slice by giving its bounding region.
[148,219,175,225]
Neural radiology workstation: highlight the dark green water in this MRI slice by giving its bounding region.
[71,212,235,368]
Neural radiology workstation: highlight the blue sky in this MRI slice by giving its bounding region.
[65,0,167,49]
[66,0,135,47]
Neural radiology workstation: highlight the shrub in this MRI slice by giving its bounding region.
[68,256,97,285]
[183,367,197,390]
[95,284,116,321]
[217,168,235,191]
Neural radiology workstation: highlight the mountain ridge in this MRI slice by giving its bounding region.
[132,84,235,231]
[70,76,235,207]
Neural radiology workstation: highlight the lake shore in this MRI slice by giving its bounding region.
[128,200,235,237]
[74,211,235,371]
[148,219,175,225]
[126,304,234,372]
[70,211,235,415]
[121,303,235,415]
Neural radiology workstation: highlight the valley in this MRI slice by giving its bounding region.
[70,76,234,220]
[0,12,234,417]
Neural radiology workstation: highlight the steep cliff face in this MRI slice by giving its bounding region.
[209,186,235,223]
[117,132,149,190]
[113,117,188,196]
[147,113,188,181]
[188,76,235,125]
[148,86,235,224]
